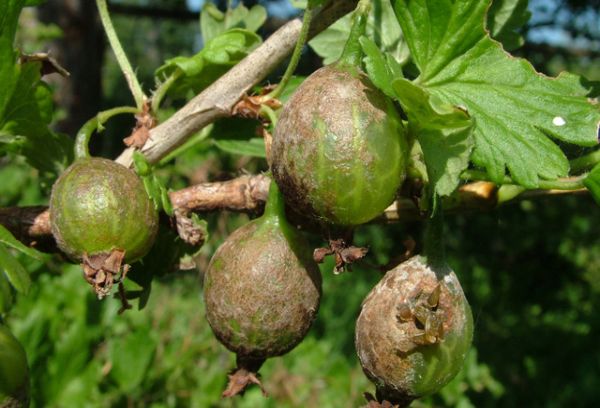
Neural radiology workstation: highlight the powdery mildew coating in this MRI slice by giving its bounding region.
[49,157,158,262]
[271,64,407,226]
[203,219,321,359]
[355,256,473,403]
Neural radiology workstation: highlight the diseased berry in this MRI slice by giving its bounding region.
[50,157,158,262]
[203,182,321,397]
[355,256,473,405]
[0,325,29,408]
[271,62,408,227]
[49,157,158,298]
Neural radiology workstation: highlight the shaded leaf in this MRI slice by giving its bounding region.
[487,0,531,51]
[0,270,13,314]
[0,243,31,294]
[214,138,266,158]
[0,60,73,176]
[0,224,47,261]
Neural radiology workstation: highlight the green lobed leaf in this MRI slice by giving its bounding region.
[583,163,600,206]
[0,243,30,294]
[213,137,266,158]
[393,78,474,196]
[309,0,409,65]
[0,224,47,261]
[394,0,600,188]
[155,29,261,98]
[486,0,531,51]
[200,2,266,43]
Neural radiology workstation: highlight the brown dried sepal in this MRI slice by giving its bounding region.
[81,249,131,312]
[232,85,281,120]
[123,102,157,149]
[363,392,404,408]
[222,367,267,398]
[313,238,368,274]
[174,209,207,246]
[394,282,445,354]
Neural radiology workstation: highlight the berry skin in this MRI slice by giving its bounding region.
[355,256,473,404]
[271,63,407,227]
[49,157,158,263]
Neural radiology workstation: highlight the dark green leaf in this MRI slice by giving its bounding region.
[0,243,30,294]
[487,0,531,51]
[393,79,474,196]
[213,138,266,158]
[0,33,20,126]
[0,224,47,261]
[0,0,25,44]
[0,269,13,314]
[0,61,73,176]
[584,163,600,206]
[394,0,600,188]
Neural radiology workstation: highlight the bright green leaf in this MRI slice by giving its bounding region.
[0,243,31,294]
[0,224,47,261]
[393,79,474,196]
[360,36,400,99]
[214,137,266,158]
[155,29,261,98]
[394,0,600,188]
[310,0,409,65]
[200,2,266,43]
[583,163,600,206]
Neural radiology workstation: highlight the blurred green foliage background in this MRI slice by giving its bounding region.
[2,0,600,407]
